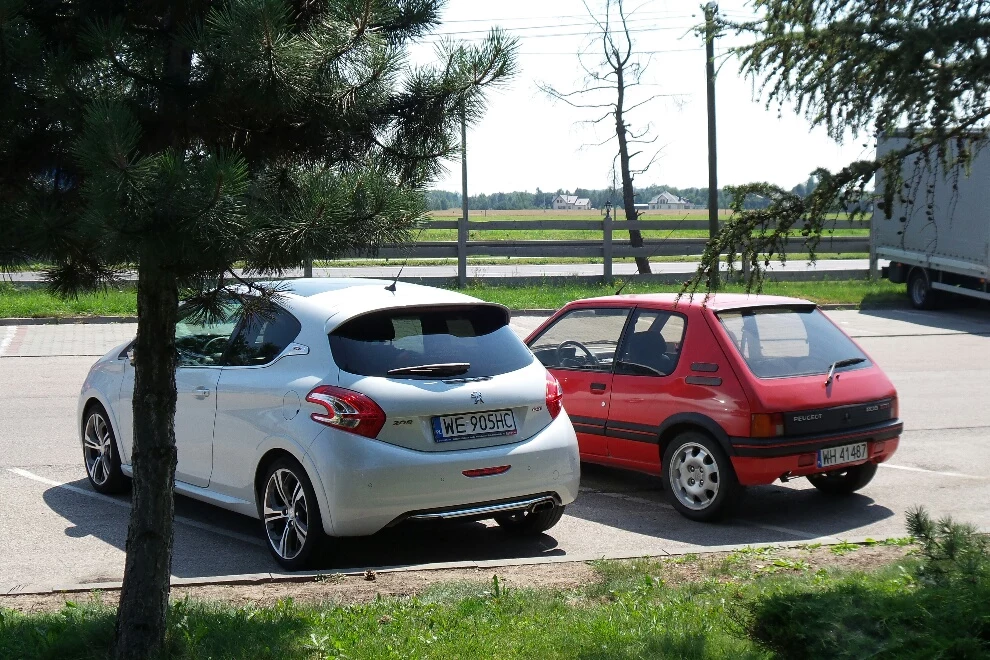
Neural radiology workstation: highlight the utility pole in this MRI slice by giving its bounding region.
[458,104,468,288]
[704,2,719,241]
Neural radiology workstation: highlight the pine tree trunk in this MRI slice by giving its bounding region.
[113,259,179,660]
[614,60,651,274]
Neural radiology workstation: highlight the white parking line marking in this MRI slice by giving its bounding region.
[879,463,987,480]
[7,468,265,548]
[0,326,15,357]
[739,521,839,542]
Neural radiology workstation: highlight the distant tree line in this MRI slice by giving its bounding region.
[428,178,819,212]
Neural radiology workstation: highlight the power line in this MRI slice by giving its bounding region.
[428,22,700,38]
[437,10,703,24]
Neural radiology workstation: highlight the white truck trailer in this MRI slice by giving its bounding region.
[872,136,990,309]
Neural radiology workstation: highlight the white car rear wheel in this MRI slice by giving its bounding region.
[261,457,326,570]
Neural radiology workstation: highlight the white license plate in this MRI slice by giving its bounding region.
[432,409,517,443]
[818,442,868,468]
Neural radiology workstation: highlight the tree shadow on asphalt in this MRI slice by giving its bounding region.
[41,478,565,579]
[567,463,896,548]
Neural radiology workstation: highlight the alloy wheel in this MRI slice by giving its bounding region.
[83,412,114,486]
[668,441,721,511]
[263,468,310,561]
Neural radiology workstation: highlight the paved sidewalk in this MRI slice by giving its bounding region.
[0,324,136,358]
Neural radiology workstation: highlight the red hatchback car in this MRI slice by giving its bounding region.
[525,294,902,521]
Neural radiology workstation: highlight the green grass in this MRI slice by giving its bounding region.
[461,278,907,310]
[2,547,986,660]
[0,279,907,318]
[0,283,137,318]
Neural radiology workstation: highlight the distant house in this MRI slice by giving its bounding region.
[648,191,691,210]
[551,194,592,210]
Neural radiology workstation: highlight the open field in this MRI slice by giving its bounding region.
[0,279,907,318]
[419,209,869,242]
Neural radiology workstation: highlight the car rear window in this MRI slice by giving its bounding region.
[329,305,534,378]
[717,307,871,379]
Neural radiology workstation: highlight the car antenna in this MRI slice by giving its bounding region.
[612,207,694,295]
[384,260,406,292]
[385,226,427,292]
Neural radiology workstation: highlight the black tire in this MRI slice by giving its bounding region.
[663,431,741,522]
[908,268,940,310]
[807,461,878,496]
[495,503,565,535]
[259,457,327,570]
[81,404,129,494]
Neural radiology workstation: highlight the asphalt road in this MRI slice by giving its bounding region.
[2,305,989,592]
[5,258,877,283]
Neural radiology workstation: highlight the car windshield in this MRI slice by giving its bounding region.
[717,307,871,379]
[329,305,534,378]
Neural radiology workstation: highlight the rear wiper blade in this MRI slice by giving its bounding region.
[825,357,866,386]
[387,363,470,377]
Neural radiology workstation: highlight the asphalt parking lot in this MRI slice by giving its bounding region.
[2,306,989,592]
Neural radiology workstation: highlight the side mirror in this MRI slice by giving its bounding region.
[127,348,136,366]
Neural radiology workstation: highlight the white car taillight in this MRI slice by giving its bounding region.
[546,372,564,419]
[305,385,386,439]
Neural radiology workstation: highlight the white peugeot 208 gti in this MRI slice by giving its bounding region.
[78,279,580,569]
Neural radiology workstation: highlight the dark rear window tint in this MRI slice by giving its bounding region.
[329,305,534,378]
[717,307,870,379]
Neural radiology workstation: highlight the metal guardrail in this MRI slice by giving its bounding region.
[345,218,872,285]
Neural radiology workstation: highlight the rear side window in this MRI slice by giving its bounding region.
[718,307,870,379]
[226,306,302,366]
[329,305,534,378]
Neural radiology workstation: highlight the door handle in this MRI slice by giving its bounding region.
[590,382,607,393]
[193,387,211,399]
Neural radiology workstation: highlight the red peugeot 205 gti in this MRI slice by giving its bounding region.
[525,294,902,521]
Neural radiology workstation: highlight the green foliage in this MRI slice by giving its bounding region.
[691,0,990,293]
[0,0,518,291]
[907,506,989,585]
[1,534,984,660]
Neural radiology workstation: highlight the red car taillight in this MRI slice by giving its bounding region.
[750,412,785,438]
[305,385,386,439]
[546,372,564,419]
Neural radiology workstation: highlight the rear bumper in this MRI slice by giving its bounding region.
[305,412,581,536]
[731,438,899,486]
[726,420,902,485]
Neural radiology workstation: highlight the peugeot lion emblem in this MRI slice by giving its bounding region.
[471,392,484,405]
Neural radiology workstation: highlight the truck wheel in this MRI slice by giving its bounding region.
[908,268,940,310]
[807,462,877,495]
[663,431,741,522]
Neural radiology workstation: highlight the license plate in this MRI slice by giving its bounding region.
[818,442,868,468]
[432,409,517,443]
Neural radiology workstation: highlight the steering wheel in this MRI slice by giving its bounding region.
[556,340,600,368]
[202,336,229,355]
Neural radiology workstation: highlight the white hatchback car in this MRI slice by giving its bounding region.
[78,279,580,569]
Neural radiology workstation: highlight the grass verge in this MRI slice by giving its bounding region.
[0,279,906,319]
[1,525,986,659]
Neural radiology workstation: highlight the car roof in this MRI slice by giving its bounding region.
[567,292,817,312]
[254,278,496,327]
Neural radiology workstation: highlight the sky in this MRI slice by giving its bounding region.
[410,0,875,196]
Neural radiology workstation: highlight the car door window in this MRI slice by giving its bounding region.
[226,305,302,366]
[528,308,630,372]
[175,305,241,367]
[615,310,686,377]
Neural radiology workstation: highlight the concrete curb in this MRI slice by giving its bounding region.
[0,316,136,326]
[0,536,896,597]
